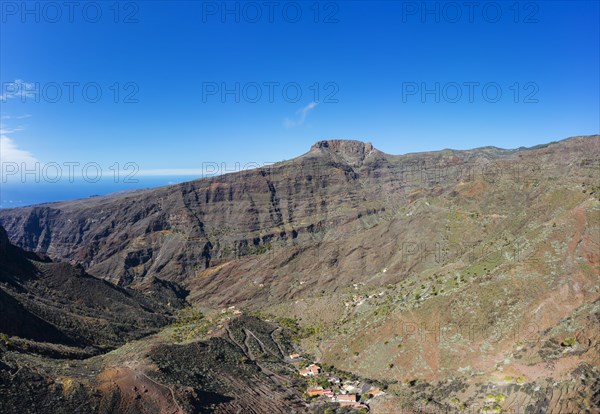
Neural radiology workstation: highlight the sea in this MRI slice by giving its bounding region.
[0,176,202,209]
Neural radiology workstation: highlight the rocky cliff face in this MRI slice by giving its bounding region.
[309,139,379,166]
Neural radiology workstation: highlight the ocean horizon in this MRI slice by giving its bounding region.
[0,175,202,209]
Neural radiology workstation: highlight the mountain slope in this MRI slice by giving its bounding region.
[0,224,180,358]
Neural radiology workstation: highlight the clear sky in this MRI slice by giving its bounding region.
[1,0,599,179]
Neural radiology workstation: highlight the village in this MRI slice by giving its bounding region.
[290,354,386,411]
[213,306,386,411]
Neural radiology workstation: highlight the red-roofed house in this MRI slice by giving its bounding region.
[299,364,321,377]
[307,387,333,397]
[369,387,385,397]
[336,394,357,402]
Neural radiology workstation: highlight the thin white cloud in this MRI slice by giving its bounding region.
[0,126,24,135]
[283,101,318,128]
[0,79,36,102]
[0,136,38,165]
[0,119,38,167]
[1,114,31,120]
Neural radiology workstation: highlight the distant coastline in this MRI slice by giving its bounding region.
[0,175,201,209]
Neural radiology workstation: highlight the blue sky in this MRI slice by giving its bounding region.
[1,0,599,182]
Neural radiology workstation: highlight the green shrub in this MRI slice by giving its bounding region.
[0,333,10,346]
[560,337,576,347]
